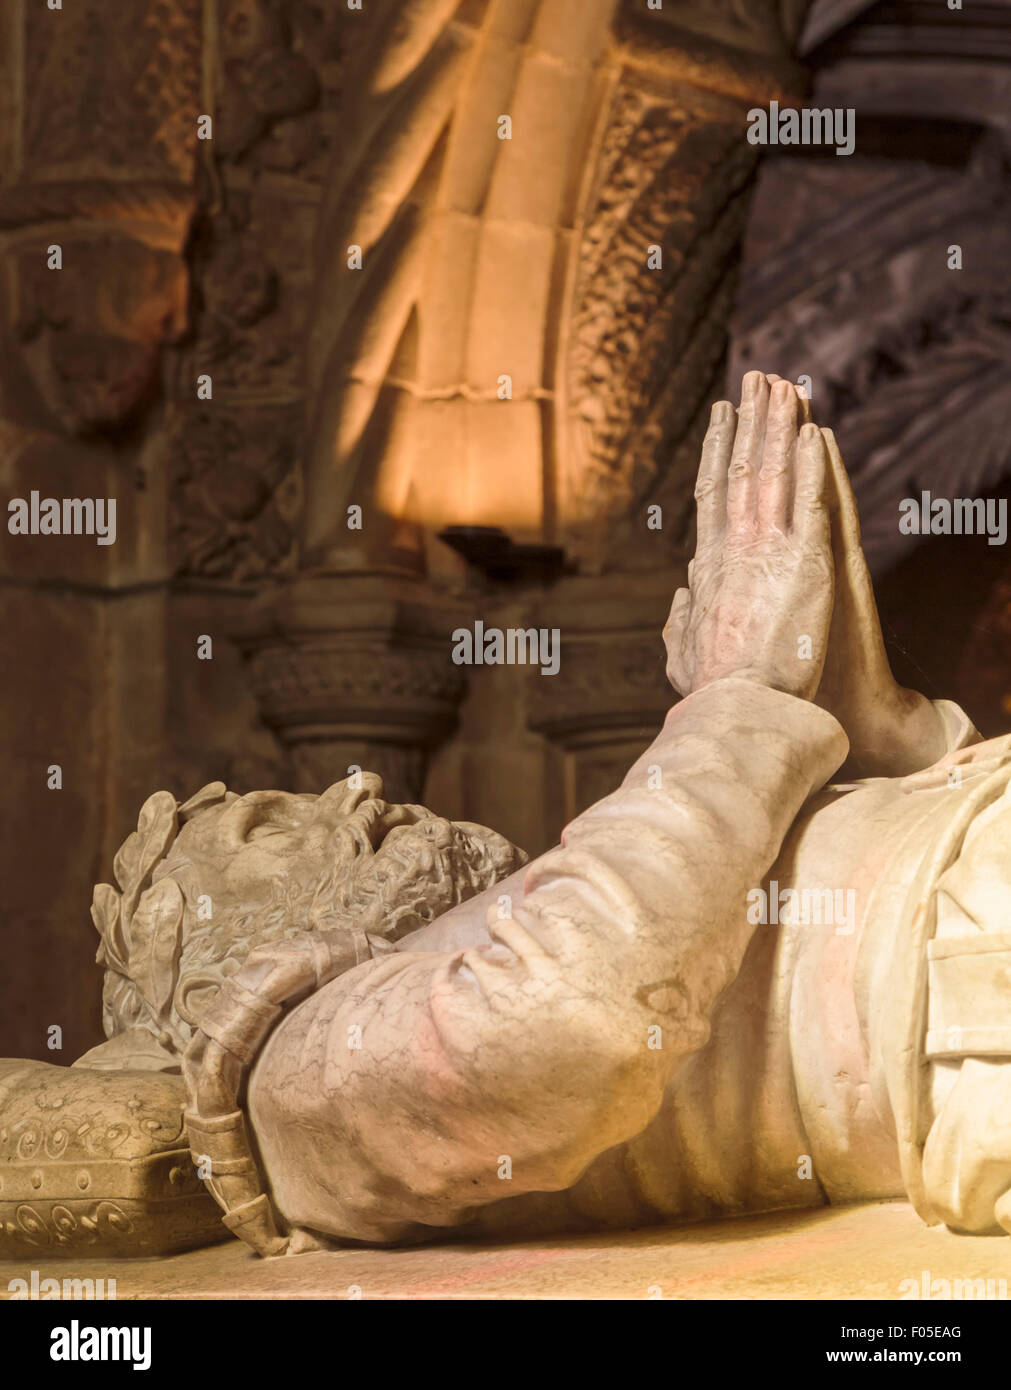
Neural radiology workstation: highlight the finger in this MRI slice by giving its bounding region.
[823,427,875,596]
[726,371,770,532]
[764,372,812,424]
[663,586,691,639]
[694,399,736,551]
[792,423,831,547]
[822,426,890,664]
[822,427,862,550]
[764,372,813,428]
[663,588,692,695]
[758,378,801,530]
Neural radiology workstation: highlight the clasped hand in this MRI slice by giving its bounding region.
[665,372,948,776]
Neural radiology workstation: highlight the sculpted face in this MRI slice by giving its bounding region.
[12,236,189,436]
[155,775,522,933]
[116,773,527,1041]
[154,781,430,917]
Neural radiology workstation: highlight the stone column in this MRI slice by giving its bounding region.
[237,574,467,805]
[527,573,677,829]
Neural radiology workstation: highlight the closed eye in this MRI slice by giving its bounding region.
[246,824,294,841]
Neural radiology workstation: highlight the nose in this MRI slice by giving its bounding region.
[317,774,386,817]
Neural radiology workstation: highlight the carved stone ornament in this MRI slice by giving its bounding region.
[0,1061,223,1258]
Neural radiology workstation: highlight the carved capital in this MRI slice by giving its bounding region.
[526,573,678,821]
[528,632,672,750]
[527,575,675,754]
[239,574,467,803]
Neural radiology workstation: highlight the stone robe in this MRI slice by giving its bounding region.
[246,678,1011,1244]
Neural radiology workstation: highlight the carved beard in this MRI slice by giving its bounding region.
[315,813,527,944]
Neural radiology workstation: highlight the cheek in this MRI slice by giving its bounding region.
[236,834,330,897]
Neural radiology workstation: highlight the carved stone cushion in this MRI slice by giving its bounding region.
[0,1059,226,1257]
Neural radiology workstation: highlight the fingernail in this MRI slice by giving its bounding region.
[772,379,792,403]
[742,371,760,401]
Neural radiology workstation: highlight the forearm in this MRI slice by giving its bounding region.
[247,679,848,1242]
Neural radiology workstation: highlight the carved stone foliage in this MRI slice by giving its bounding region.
[23,0,202,183]
[214,0,350,181]
[169,403,301,581]
[0,1,203,440]
[215,4,318,165]
[248,643,465,759]
[564,79,760,566]
[166,186,314,580]
[167,0,357,582]
[240,573,469,802]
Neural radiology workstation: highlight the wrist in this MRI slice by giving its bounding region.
[843,691,948,777]
[696,665,819,701]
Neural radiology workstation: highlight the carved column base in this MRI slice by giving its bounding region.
[237,574,466,805]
